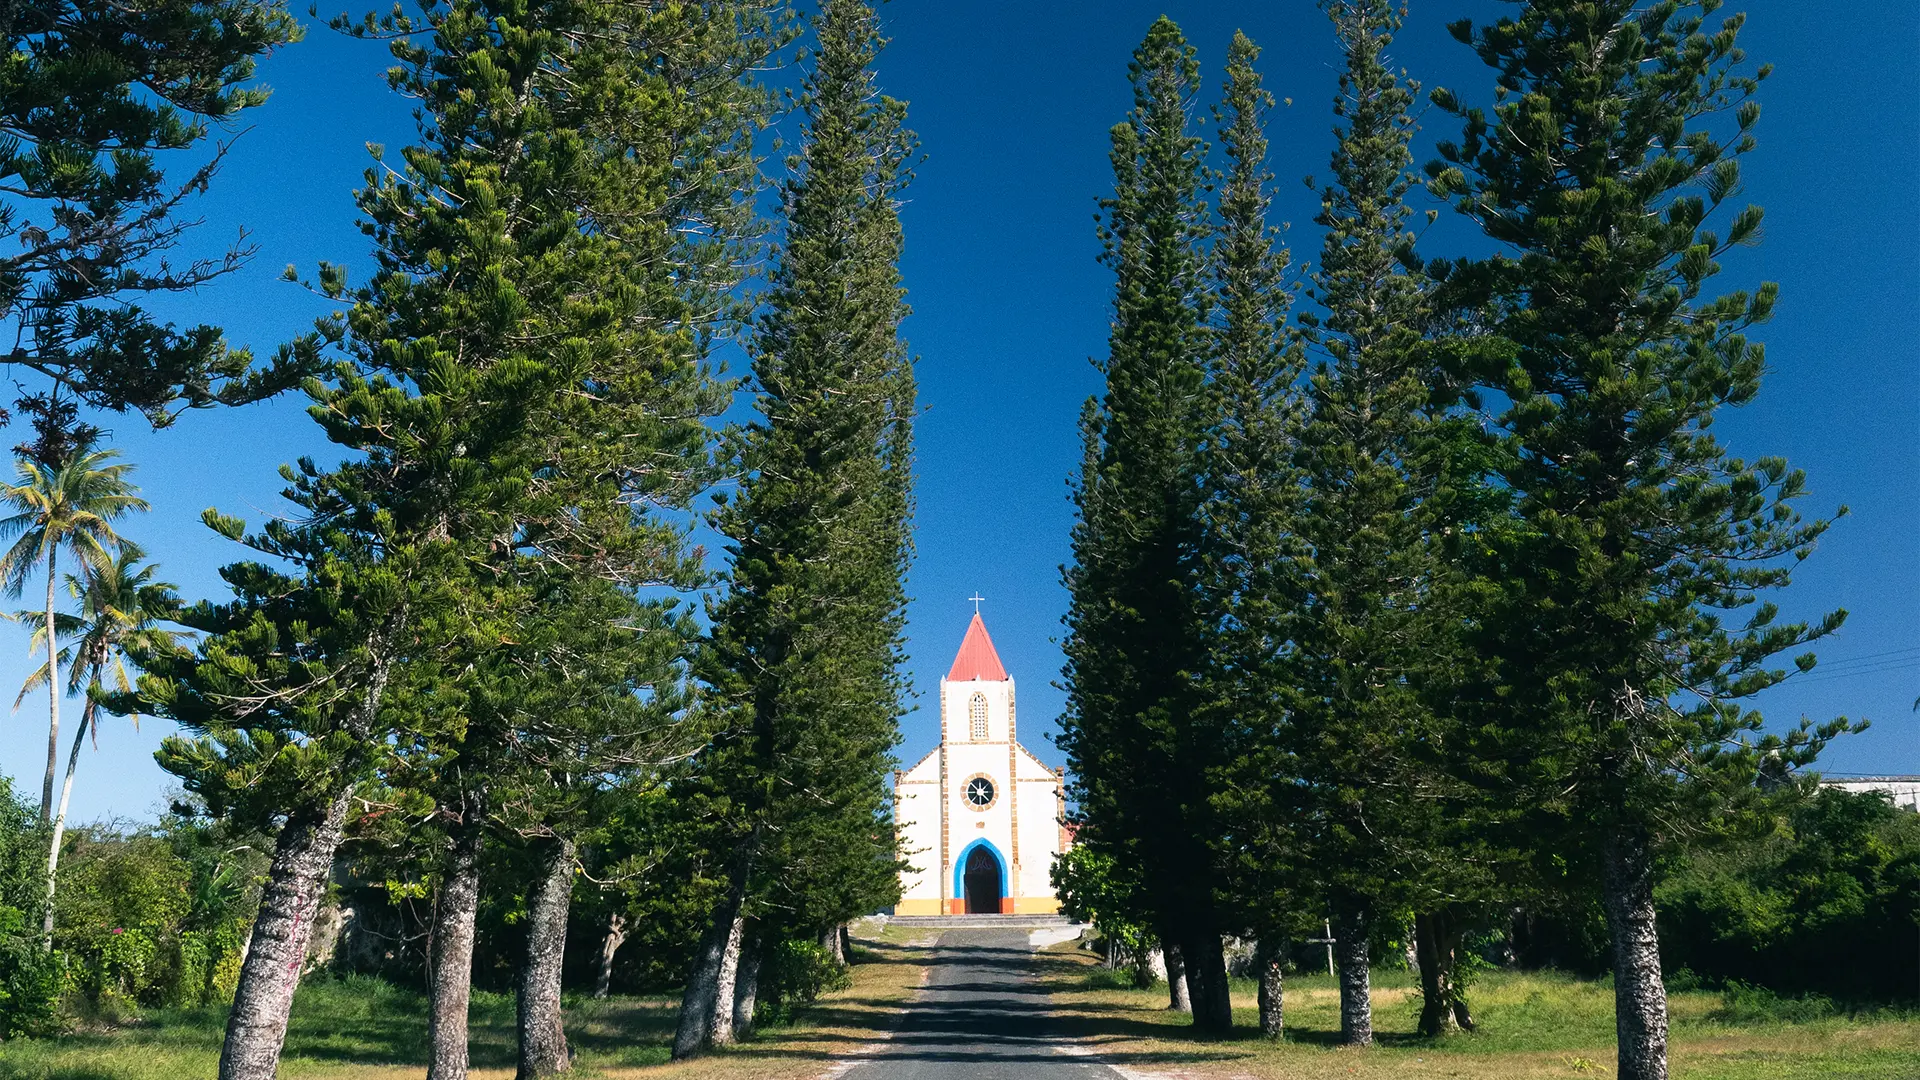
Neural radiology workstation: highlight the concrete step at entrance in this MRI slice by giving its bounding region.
[881,913,1081,929]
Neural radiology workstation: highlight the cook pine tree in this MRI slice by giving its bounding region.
[1059,16,1236,1033]
[1428,4,1854,1078]
[2,0,320,425]
[1197,27,1307,1041]
[1292,0,1457,1047]
[124,2,772,1079]
[672,0,916,1059]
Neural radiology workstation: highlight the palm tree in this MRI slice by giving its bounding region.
[0,440,147,821]
[18,547,185,939]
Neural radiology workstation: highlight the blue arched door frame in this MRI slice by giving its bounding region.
[953,838,1008,906]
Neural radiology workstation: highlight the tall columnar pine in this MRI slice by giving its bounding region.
[673,0,915,1059]
[1293,0,1468,1046]
[1428,4,1853,1078]
[2,0,322,423]
[125,2,768,1078]
[1061,16,1232,1033]
[1198,29,1307,1041]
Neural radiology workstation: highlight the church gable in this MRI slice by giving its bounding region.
[893,610,1068,917]
[1017,743,1055,779]
[899,746,939,783]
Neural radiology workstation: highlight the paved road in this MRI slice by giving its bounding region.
[838,928,1126,1079]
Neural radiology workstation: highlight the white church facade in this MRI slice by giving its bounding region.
[893,613,1070,915]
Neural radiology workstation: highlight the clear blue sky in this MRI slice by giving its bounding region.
[0,1,1913,824]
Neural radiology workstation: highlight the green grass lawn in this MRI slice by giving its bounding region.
[0,930,935,1080]
[1038,943,1920,1080]
[0,975,690,1079]
[6,935,1911,1080]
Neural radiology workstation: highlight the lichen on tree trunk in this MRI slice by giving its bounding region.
[1603,832,1669,1080]
[732,935,761,1040]
[706,911,746,1047]
[1336,907,1373,1046]
[426,811,484,1080]
[1162,938,1190,1012]
[672,881,744,1060]
[515,836,574,1079]
[42,695,97,944]
[1255,939,1283,1038]
[218,786,352,1080]
[594,912,627,1000]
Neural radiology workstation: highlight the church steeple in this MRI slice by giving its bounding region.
[945,612,1008,682]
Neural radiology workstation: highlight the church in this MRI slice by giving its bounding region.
[893,612,1070,915]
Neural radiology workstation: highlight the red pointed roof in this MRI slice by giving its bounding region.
[945,612,1008,682]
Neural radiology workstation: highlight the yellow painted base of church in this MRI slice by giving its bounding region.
[892,896,1061,916]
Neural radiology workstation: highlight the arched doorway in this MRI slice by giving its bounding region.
[963,845,1003,914]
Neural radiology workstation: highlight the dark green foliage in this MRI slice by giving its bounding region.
[567,783,726,995]
[1659,787,1920,1003]
[694,0,916,949]
[753,939,852,1026]
[1200,28,1310,953]
[1290,0,1447,930]
[0,0,319,423]
[51,828,190,1009]
[1060,14,1221,993]
[1428,5,1855,1071]
[1428,0,1852,852]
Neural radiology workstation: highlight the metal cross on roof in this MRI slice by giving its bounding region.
[969,592,985,614]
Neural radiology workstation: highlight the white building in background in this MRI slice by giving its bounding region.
[1821,775,1920,812]
[893,613,1070,915]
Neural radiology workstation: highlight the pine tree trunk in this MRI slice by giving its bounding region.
[819,922,845,966]
[1186,931,1232,1033]
[1603,832,1669,1080]
[1414,911,1454,1037]
[673,883,743,1060]
[1255,940,1283,1039]
[1163,938,1191,1012]
[218,787,352,1080]
[515,836,574,1079]
[594,912,627,1000]
[837,924,852,963]
[426,812,484,1080]
[1131,943,1159,989]
[1336,907,1373,1047]
[732,936,761,1040]
[42,693,94,944]
[1414,910,1475,1036]
[39,552,59,822]
[706,911,746,1047]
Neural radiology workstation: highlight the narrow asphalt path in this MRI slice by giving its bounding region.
[836,928,1127,1080]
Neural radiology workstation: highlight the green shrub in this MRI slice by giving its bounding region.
[0,778,62,1038]
[1658,786,1920,1003]
[755,939,851,1026]
[0,906,65,1038]
[53,829,191,1008]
